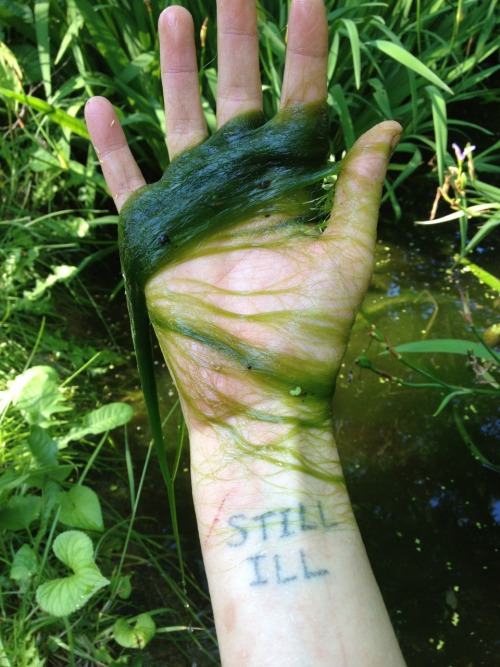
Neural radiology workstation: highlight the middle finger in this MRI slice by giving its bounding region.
[216,0,262,128]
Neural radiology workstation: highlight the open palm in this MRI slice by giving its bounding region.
[85,0,401,436]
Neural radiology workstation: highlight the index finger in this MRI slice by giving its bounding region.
[85,96,146,212]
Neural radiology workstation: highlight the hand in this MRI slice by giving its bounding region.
[85,0,401,440]
[85,6,406,664]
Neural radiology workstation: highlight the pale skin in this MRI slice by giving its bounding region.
[85,0,406,665]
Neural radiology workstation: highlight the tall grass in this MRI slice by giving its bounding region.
[1,0,499,199]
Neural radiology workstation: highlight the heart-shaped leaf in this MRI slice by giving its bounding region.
[36,530,109,616]
[10,544,38,581]
[0,495,41,530]
[59,485,104,531]
[113,613,156,649]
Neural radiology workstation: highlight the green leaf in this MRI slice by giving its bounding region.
[458,258,500,293]
[426,85,447,183]
[59,486,104,531]
[27,426,58,467]
[0,495,41,530]
[2,366,68,427]
[36,530,109,617]
[465,215,500,255]
[23,265,77,301]
[62,402,134,444]
[114,574,132,600]
[370,40,453,94]
[330,83,355,149]
[392,339,497,361]
[341,19,361,90]
[10,544,38,581]
[34,0,51,99]
[113,614,156,649]
[0,41,23,96]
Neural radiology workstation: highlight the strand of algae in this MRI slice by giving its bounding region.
[118,101,337,562]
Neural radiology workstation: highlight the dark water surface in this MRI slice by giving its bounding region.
[333,224,500,666]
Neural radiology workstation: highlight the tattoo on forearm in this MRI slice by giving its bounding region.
[226,500,336,587]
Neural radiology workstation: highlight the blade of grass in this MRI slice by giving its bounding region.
[0,88,89,138]
[426,85,447,183]
[341,19,362,90]
[330,83,355,149]
[371,39,454,94]
[34,0,51,100]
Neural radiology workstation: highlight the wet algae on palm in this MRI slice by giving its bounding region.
[118,102,335,466]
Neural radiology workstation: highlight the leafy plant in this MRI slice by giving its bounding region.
[0,360,218,665]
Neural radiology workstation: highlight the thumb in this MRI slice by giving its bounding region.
[324,120,402,259]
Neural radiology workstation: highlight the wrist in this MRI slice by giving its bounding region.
[187,418,355,546]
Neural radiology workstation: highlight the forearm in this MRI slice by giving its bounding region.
[189,422,406,667]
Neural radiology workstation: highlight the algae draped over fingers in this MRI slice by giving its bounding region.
[118,101,336,466]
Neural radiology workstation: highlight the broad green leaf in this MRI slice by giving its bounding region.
[36,530,109,617]
[392,339,497,361]
[62,402,134,444]
[59,486,104,531]
[10,544,38,581]
[4,366,68,427]
[27,426,58,467]
[370,40,453,94]
[113,614,156,649]
[0,496,41,531]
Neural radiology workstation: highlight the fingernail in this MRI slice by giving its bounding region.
[390,130,402,155]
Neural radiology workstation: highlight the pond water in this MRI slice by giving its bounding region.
[332,222,500,667]
[115,218,499,666]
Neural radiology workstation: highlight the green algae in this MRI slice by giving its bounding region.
[118,101,337,475]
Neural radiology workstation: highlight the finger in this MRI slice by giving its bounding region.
[85,96,146,212]
[323,121,402,277]
[280,0,328,107]
[216,0,262,128]
[159,6,208,160]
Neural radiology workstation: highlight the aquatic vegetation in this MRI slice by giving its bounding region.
[119,101,338,571]
[119,101,334,441]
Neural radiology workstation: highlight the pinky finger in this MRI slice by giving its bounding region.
[85,96,146,212]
